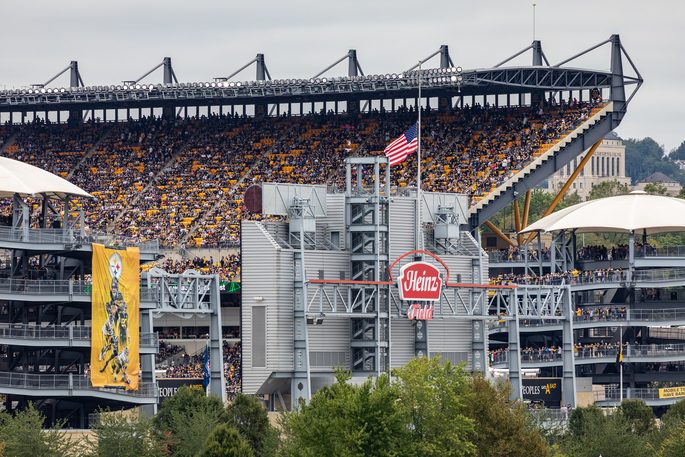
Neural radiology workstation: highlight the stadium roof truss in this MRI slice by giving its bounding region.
[0,35,641,113]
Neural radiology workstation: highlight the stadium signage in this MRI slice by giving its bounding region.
[521,378,562,407]
[157,378,205,404]
[397,261,443,302]
[659,386,685,399]
[407,304,434,320]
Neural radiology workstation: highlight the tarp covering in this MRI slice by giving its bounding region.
[522,191,685,235]
[0,156,91,198]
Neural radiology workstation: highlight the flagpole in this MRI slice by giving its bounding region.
[416,61,422,252]
[619,325,623,403]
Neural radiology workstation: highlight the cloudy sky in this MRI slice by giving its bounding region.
[1,0,683,151]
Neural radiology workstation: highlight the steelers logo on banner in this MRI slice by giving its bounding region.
[109,253,123,280]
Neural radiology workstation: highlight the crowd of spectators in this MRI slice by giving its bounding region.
[154,254,241,282]
[488,247,551,263]
[0,99,601,248]
[491,268,626,286]
[158,341,184,362]
[489,341,629,364]
[157,341,241,398]
[575,306,627,321]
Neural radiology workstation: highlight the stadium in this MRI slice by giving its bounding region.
[7,29,684,430]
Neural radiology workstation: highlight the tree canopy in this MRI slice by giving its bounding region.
[625,138,685,185]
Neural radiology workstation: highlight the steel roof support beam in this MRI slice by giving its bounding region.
[220,54,272,81]
[554,38,612,68]
[313,50,364,79]
[494,41,549,69]
[35,61,84,89]
[129,57,178,85]
[406,45,454,72]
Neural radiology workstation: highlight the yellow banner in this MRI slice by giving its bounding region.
[658,386,685,399]
[90,244,140,390]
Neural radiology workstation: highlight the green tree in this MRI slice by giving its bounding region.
[279,371,408,457]
[465,377,550,457]
[86,412,165,457]
[587,180,630,200]
[563,408,650,457]
[625,138,685,185]
[568,405,607,437]
[393,357,476,457]
[618,399,656,434]
[0,405,75,457]
[662,398,685,427]
[657,426,685,457]
[154,386,229,457]
[197,425,254,457]
[668,140,685,161]
[643,182,668,195]
[226,394,278,457]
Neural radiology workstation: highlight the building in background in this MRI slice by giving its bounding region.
[634,171,682,196]
[547,132,630,200]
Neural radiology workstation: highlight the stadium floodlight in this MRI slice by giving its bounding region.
[457,75,463,82]
[321,77,327,83]
[236,82,242,87]
[229,82,235,87]
[456,66,463,73]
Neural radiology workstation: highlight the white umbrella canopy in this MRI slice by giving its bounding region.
[0,156,92,199]
[521,191,685,235]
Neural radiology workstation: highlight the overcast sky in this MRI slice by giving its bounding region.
[1,0,683,151]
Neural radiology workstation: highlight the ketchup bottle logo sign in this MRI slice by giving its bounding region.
[397,261,443,302]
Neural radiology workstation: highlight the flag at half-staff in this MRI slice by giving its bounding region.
[384,123,419,166]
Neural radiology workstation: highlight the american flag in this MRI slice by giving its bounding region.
[384,123,418,166]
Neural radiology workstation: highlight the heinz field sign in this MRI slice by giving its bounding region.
[397,261,443,302]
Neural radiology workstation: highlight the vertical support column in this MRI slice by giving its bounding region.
[12,193,30,241]
[254,53,268,117]
[628,230,635,282]
[536,232,544,277]
[471,319,485,372]
[68,61,83,122]
[561,286,577,407]
[610,34,626,117]
[415,320,428,357]
[256,54,266,81]
[347,50,359,77]
[508,305,523,401]
[532,40,543,66]
[140,308,157,416]
[208,275,226,399]
[292,250,311,409]
[472,229,487,372]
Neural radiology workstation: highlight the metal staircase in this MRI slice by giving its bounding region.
[469,102,616,228]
